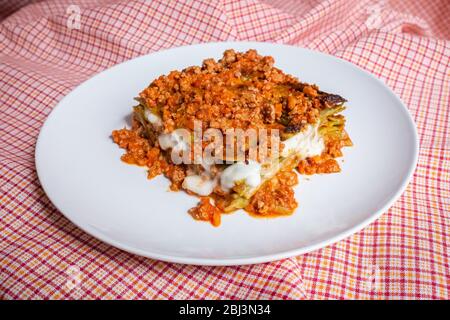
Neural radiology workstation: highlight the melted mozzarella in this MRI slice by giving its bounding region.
[144,109,162,127]
[281,123,324,158]
[220,160,261,192]
[182,175,217,196]
[158,130,190,152]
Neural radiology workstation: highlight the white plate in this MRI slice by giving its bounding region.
[36,42,418,266]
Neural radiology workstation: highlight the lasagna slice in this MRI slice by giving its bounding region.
[112,49,352,226]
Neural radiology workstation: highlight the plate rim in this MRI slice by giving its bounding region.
[35,41,419,266]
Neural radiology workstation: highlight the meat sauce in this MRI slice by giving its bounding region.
[112,49,352,226]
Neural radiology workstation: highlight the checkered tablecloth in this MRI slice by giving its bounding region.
[0,0,448,299]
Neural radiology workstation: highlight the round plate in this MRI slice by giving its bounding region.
[36,42,418,265]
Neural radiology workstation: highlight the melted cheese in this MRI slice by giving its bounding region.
[281,123,324,158]
[220,160,261,192]
[158,130,190,152]
[182,175,217,196]
[144,109,162,127]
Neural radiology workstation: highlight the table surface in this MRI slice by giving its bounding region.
[0,0,448,299]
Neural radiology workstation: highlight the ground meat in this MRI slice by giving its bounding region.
[112,129,150,166]
[262,103,276,124]
[112,49,352,227]
[297,155,341,175]
[146,147,168,179]
[139,49,327,136]
[303,85,318,98]
[164,164,186,191]
[112,129,170,179]
[188,197,222,226]
[245,171,299,216]
[325,136,352,158]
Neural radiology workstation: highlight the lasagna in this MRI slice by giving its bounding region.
[112,49,352,226]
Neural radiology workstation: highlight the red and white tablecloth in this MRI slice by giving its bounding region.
[0,0,449,299]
